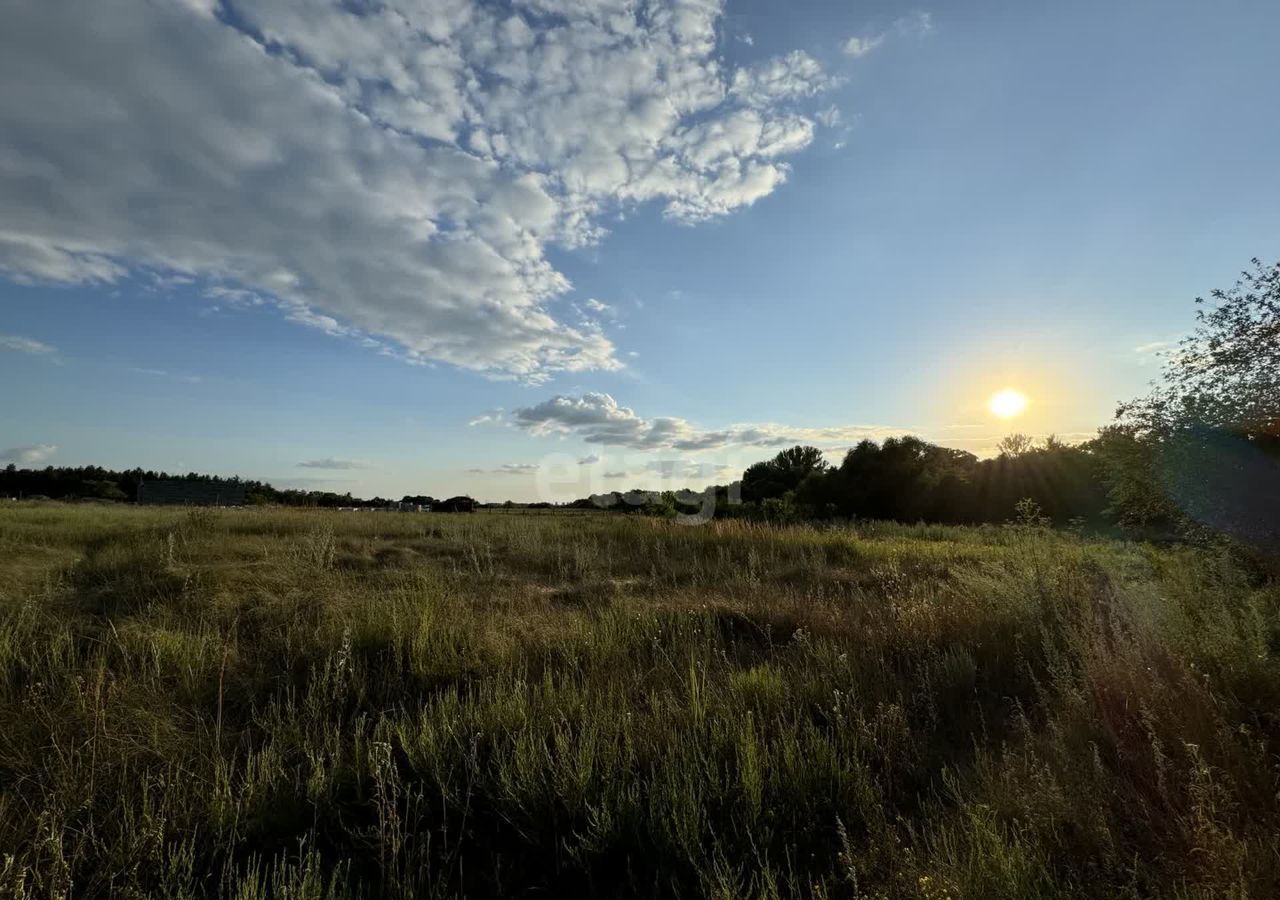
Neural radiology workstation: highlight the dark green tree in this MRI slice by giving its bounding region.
[1119,258,1279,441]
[740,445,828,503]
[1107,259,1280,556]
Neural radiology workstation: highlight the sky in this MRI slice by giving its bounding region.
[2,0,1279,502]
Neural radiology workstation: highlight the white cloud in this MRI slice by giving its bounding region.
[815,105,843,129]
[899,11,936,38]
[0,334,57,355]
[842,12,935,59]
[468,409,505,427]
[494,463,539,474]
[0,234,125,285]
[842,35,885,58]
[0,1,837,381]
[465,458,540,476]
[297,458,372,470]
[1134,338,1188,367]
[0,444,58,466]
[730,51,839,109]
[146,272,196,293]
[510,392,904,451]
[203,286,264,308]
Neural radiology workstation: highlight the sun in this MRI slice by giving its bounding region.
[988,388,1028,419]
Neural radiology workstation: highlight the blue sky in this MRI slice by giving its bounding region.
[2,0,1278,501]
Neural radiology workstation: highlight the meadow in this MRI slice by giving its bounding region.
[0,504,1277,899]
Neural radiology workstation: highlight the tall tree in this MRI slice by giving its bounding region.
[1108,259,1280,556]
[1119,258,1279,441]
[741,445,828,503]
[996,433,1035,458]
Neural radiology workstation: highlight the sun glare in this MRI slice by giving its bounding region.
[989,388,1028,419]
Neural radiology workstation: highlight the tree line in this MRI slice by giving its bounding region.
[4,259,1275,558]
[737,433,1108,526]
[588,259,1280,562]
[0,465,474,511]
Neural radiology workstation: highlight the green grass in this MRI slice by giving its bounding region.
[0,504,1278,898]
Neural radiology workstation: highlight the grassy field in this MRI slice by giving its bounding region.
[0,504,1278,899]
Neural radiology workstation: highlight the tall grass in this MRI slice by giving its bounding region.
[0,504,1277,898]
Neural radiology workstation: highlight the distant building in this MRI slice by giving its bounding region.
[137,479,247,506]
[436,495,477,513]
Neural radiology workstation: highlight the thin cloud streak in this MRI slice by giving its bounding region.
[297,458,372,470]
[0,334,57,355]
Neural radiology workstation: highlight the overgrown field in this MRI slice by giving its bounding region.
[0,505,1278,899]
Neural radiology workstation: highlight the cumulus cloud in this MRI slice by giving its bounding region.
[730,51,837,108]
[297,458,372,470]
[508,393,902,451]
[0,0,837,381]
[0,444,58,465]
[0,334,57,355]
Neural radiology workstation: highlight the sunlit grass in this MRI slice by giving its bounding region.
[0,503,1277,898]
